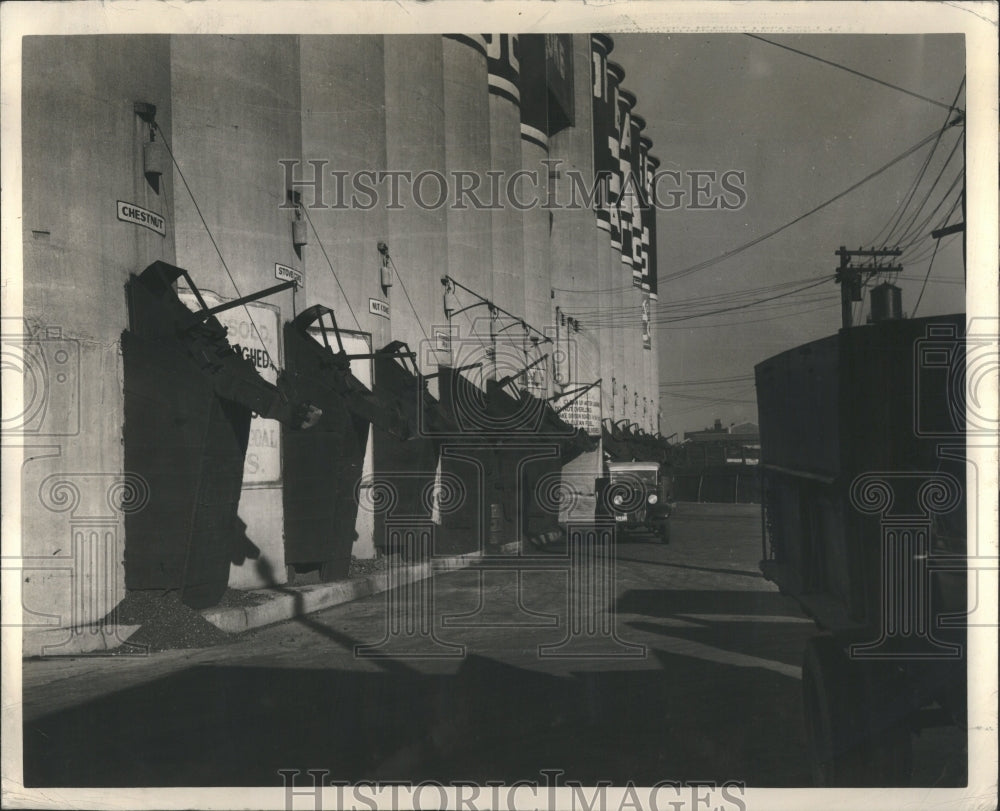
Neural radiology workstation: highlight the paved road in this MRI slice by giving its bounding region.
[20,503,963,788]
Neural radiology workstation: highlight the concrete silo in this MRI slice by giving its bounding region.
[548,33,603,519]
[19,35,176,651]
[441,35,494,383]
[590,34,616,422]
[486,34,527,378]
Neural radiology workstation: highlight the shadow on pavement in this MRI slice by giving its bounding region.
[616,555,764,579]
[24,647,814,788]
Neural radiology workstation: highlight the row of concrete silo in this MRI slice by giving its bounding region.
[19,34,662,640]
[589,34,661,436]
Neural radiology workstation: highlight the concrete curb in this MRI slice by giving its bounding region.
[201,542,521,635]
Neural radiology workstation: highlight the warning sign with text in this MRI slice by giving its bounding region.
[552,384,601,436]
[178,287,282,486]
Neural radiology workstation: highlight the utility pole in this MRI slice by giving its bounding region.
[834,246,903,329]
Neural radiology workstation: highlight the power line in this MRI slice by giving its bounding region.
[877,78,965,246]
[745,34,965,114]
[552,283,634,294]
[588,299,840,332]
[912,236,942,317]
[575,280,836,323]
[896,168,964,251]
[152,121,272,362]
[299,205,362,332]
[571,274,833,317]
[585,295,840,328]
[658,122,961,286]
[586,277,833,326]
[657,300,840,330]
[660,374,755,388]
[386,255,429,344]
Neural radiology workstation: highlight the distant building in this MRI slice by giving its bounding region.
[681,418,760,466]
[674,418,760,502]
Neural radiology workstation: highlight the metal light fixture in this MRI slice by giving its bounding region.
[442,277,459,318]
[378,241,392,289]
[290,191,308,249]
[143,131,168,180]
[135,102,167,190]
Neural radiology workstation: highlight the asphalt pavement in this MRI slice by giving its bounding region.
[19,503,965,788]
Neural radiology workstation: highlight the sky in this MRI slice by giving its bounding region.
[608,34,966,437]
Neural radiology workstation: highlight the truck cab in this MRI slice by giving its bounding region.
[599,461,675,542]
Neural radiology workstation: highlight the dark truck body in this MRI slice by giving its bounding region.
[755,313,967,786]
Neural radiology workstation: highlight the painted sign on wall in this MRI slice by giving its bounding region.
[178,288,282,486]
[553,384,601,436]
[116,200,166,236]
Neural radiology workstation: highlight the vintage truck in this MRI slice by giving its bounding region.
[755,311,967,786]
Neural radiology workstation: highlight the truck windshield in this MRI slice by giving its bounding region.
[611,469,657,486]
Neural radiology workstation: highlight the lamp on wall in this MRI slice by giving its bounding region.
[143,130,168,182]
[378,241,392,290]
[135,101,167,192]
[442,277,459,318]
[290,191,308,250]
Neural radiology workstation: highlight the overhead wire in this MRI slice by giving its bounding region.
[744,34,965,114]
[151,120,272,363]
[660,374,755,388]
[656,122,961,287]
[891,141,965,249]
[298,204,362,332]
[896,171,964,252]
[584,294,841,330]
[582,277,835,327]
[608,300,842,331]
[912,237,943,317]
[386,255,429,343]
[571,273,833,317]
[873,77,966,246]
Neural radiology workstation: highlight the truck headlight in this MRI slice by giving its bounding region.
[647,493,658,505]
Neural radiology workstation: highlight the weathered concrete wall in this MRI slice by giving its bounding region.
[299,35,388,559]
[170,35,302,587]
[486,34,526,376]
[442,35,494,383]
[605,61,629,428]
[20,35,175,647]
[383,36,450,384]
[520,132,552,398]
[548,34,602,518]
[18,33,662,632]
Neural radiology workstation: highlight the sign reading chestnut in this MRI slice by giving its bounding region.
[116,200,166,236]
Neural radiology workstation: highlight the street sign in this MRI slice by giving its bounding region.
[274,263,303,286]
[116,200,166,236]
